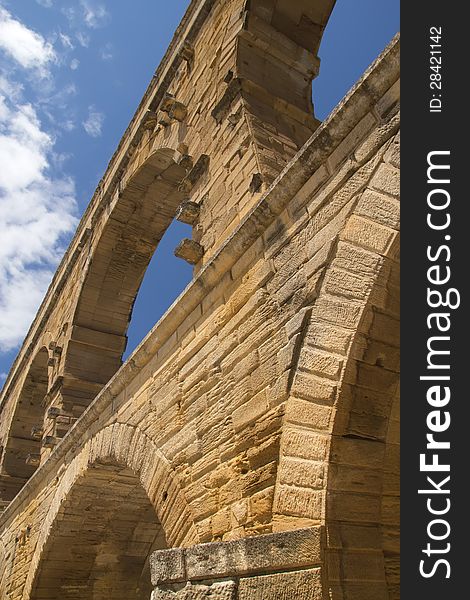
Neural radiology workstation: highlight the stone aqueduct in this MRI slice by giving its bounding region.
[0,1,400,598]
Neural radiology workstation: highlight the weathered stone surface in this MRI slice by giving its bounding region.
[0,8,400,598]
[183,528,322,580]
[238,568,322,600]
[176,201,201,225]
[152,581,236,600]
[175,239,205,265]
[151,548,186,584]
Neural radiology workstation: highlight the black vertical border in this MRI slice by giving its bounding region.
[401,3,467,598]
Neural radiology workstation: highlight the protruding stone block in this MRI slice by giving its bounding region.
[160,94,188,122]
[42,436,58,449]
[180,154,210,192]
[175,201,200,225]
[30,425,43,440]
[179,40,194,63]
[143,110,158,130]
[174,239,204,265]
[47,406,62,419]
[178,154,194,170]
[25,454,40,467]
[185,527,322,580]
[211,79,241,124]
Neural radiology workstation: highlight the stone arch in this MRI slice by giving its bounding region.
[0,347,49,501]
[273,202,399,598]
[23,423,198,600]
[248,0,336,55]
[48,148,189,429]
[237,0,337,183]
[324,244,399,600]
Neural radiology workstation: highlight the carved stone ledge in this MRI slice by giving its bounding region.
[174,239,204,265]
[175,201,200,225]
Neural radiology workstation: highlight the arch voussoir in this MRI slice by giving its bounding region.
[22,423,197,600]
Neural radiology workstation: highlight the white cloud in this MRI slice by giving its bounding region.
[0,6,56,76]
[59,32,74,50]
[0,98,78,353]
[70,58,80,70]
[36,0,53,7]
[80,0,109,29]
[100,42,113,61]
[62,119,76,132]
[82,105,104,137]
[76,31,90,47]
[0,6,78,353]
[0,75,23,102]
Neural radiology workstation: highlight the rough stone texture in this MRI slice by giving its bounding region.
[238,568,322,600]
[152,581,236,600]
[175,239,205,265]
[150,528,321,585]
[151,530,323,599]
[0,1,400,598]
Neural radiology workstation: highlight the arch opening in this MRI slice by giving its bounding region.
[124,219,192,360]
[0,348,49,501]
[30,460,167,600]
[53,148,190,430]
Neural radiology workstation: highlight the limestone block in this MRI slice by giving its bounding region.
[175,239,204,264]
[324,267,372,300]
[232,389,268,432]
[369,162,400,198]
[238,568,322,600]
[275,485,323,520]
[353,113,400,164]
[278,457,325,489]
[282,429,329,462]
[356,190,400,229]
[152,581,236,600]
[176,201,201,225]
[327,112,377,172]
[305,321,352,355]
[341,215,396,256]
[291,373,336,404]
[376,79,400,118]
[151,548,186,584]
[383,137,400,169]
[285,398,332,431]
[297,348,342,379]
[334,241,383,276]
[184,528,322,580]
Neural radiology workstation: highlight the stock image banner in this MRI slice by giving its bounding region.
[402,1,466,597]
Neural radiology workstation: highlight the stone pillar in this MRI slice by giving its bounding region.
[150,527,324,599]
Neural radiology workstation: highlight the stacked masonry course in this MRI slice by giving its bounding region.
[0,1,400,598]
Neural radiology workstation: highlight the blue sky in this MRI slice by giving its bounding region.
[0,0,399,382]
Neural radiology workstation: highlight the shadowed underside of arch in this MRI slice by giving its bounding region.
[23,424,197,600]
[30,464,165,600]
[52,149,189,431]
[0,348,49,501]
